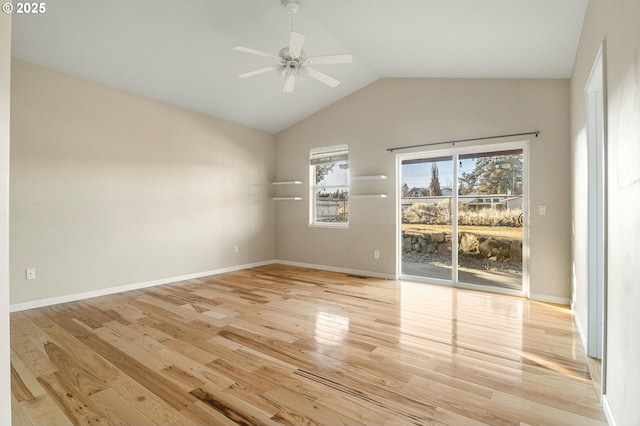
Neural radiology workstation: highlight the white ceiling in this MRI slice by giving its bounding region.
[11,0,588,134]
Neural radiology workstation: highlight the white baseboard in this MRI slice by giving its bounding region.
[571,303,589,352]
[528,292,571,306]
[602,395,618,426]
[9,260,277,313]
[274,259,396,280]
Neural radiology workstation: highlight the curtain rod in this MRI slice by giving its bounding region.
[386,131,540,153]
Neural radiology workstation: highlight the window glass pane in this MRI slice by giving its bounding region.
[314,187,349,223]
[311,146,349,225]
[315,159,348,186]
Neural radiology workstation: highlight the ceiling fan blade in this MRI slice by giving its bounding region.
[306,54,353,65]
[233,46,281,61]
[239,66,279,79]
[283,73,295,93]
[307,67,340,88]
[288,32,306,57]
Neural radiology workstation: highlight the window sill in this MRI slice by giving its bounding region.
[308,223,349,230]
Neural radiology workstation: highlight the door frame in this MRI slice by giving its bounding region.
[396,140,530,298]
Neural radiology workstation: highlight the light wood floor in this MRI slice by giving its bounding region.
[11,264,606,425]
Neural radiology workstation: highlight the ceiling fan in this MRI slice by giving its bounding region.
[233,0,353,94]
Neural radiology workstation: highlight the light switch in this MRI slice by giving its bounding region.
[538,205,546,216]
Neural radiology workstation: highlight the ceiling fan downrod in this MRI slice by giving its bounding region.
[282,0,301,33]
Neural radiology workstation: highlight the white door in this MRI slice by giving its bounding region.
[585,44,606,360]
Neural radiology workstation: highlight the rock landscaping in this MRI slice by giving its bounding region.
[402,231,522,274]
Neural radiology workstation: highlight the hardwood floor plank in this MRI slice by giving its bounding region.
[10,349,48,402]
[11,393,35,426]
[231,344,300,372]
[315,392,403,426]
[89,387,154,425]
[11,264,606,425]
[10,327,58,379]
[108,376,196,426]
[37,372,107,425]
[222,382,283,419]
[180,400,239,426]
[218,326,317,371]
[161,365,207,392]
[11,363,35,403]
[291,368,437,424]
[85,298,146,323]
[190,385,281,426]
[263,386,368,426]
[92,325,173,371]
[16,393,74,426]
[208,358,274,392]
[42,341,108,398]
[430,406,492,426]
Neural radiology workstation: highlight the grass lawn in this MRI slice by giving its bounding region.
[403,223,522,240]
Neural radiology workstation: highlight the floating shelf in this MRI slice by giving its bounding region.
[351,194,388,199]
[351,175,388,181]
[272,197,303,201]
[272,181,303,185]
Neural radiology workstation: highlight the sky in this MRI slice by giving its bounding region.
[401,158,475,190]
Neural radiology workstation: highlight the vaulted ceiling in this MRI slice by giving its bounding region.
[11,0,588,134]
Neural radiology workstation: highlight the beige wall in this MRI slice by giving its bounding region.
[10,60,276,305]
[275,78,571,299]
[571,0,640,424]
[1,9,11,423]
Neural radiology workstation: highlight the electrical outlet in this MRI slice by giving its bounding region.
[374,250,380,259]
[234,246,239,254]
[26,268,36,280]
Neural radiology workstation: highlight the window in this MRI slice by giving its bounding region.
[310,145,349,226]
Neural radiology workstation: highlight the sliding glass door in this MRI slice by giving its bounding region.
[401,155,454,282]
[456,149,524,291]
[400,143,527,294]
